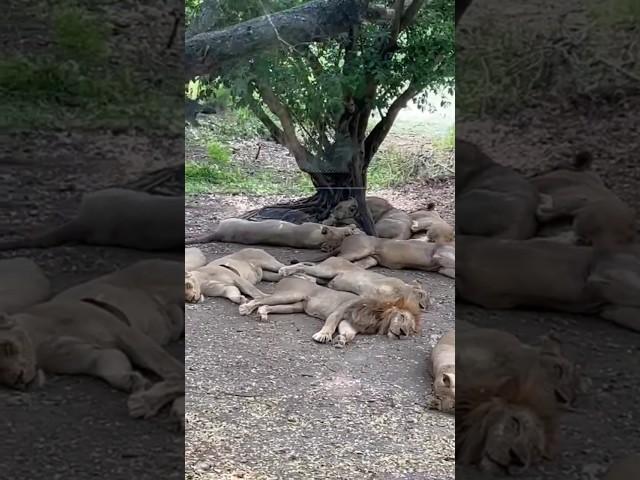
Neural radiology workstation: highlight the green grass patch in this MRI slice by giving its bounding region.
[0,4,181,132]
[433,125,454,151]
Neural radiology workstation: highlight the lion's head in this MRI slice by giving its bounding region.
[433,371,455,413]
[456,375,556,475]
[184,273,202,303]
[332,198,358,222]
[347,296,421,338]
[319,224,360,252]
[0,314,38,390]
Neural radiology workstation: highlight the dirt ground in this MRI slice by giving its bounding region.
[184,182,455,480]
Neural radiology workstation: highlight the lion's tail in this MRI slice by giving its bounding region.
[185,224,221,245]
[289,246,339,264]
[0,221,79,251]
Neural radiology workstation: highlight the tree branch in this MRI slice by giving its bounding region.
[251,80,319,175]
[186,0,421,80]
[400,0,426,30]
[364,82,420,166]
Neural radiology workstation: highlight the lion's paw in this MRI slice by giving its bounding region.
[312,330,332,344]
[257,306,270,322]
[239,302,255,315]
[332,335,347,348]
[128,391,155,419]
[278,266,295,277]
[129,372,151,393]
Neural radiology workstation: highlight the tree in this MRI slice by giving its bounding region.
[188,0,454,234]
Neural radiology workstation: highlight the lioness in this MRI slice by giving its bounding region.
[456,139,539,239]
[0,258,51,313]
[429,329,454,413]
[278,257,429,309]
[456,327,559,474]
[410,203,455,244]
[456,235,640,331]
[210,248,285,283]
[323,196,394,227]
[0,295,184,422]
[186,218,358,251]
[531,152,635,247]
[186,247,207,272]
[322,197,412,239]
[239,277,421,347]
[0,189,183,251]
[305,234,455,277]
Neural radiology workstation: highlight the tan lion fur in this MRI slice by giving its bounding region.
[185,249,286,304]
[0,260,186,426]
[304,234,455,278]
[0,189,183,251]
[456,327,559,474]
[456,139,539,239]
[410,203,455,244]
[456,235,640,331]
[531,152,635,247]
[185,247,207,272]
[279,256,429,309]
[239,277,420,346]
[186,218,359,251]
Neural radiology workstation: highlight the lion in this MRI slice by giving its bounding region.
[456,139,540,239]
[210,248,285,283]
[186,247,207,272]
[239,276,421,347]
[605,453,640,480]
[302,234,455,278]
[185,248,285,304]
[429,329,455,413]
[0,275,185,424]
[278,257,429,309]
[0,258,51,313]
[531,151,636,247]
[322,197,412,239]
[186,218,359,251]
[0,188,183,251]
[456,235,640,331]
[323,196,395,227]
[410,203,455,244]
[456,327,559,474]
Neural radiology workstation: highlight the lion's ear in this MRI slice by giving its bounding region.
[320,225,329,234]
[442,373,454,387]
[185,282,194,289]
[0,314,16,330]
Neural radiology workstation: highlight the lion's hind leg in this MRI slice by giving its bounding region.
[312,298,358,344]
[256,302,304,322]
[232,276,266,299]
[260,271,282,282]
[332,320,358,348]
[39,337,150,393]
[354,256,378,269]
[239,292,307,316]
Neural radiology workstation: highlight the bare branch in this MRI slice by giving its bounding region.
[400,0,426,30]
